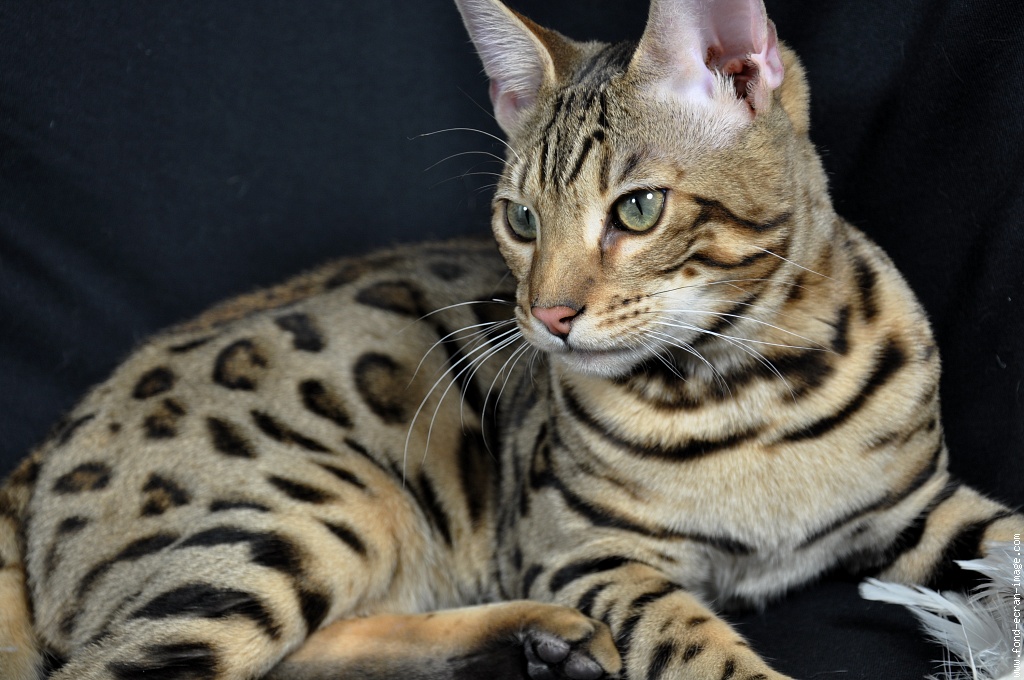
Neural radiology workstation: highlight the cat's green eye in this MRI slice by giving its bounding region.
[613,189,666,232]
[505,201,539,241]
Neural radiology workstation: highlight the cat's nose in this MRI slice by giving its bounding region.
[531,305,579,339]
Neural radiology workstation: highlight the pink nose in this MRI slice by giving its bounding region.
[531,305,579,338]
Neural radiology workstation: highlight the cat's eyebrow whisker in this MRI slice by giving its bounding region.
[423,150,508,172]
[756,248,834,280]
[431,171,505,190]
[413,127,522,163]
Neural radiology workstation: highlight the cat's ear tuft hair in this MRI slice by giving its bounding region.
[631,0,784,117]
[454,0,558,134]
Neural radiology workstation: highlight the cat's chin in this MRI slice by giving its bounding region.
[550,348,640,379]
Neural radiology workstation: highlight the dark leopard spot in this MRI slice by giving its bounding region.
[53,462,112,494]
[132,367,176,400]
[207,418,257,459]
[251,411,331,452]
[353,353,410,424]
[143,399,186,439]
[213,339,269,391]
[168,336,214,353]
[299,380,352,429]
[141,474,191,516]
[275,313,325,352]
[355,280,427,317]
[51,413,96,446]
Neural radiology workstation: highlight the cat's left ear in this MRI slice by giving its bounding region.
[631,0,785,116]
[454,0,559,134]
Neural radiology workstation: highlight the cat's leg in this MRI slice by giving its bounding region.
[866,479,1021,588]
[268,601,621,680]
[537,560,791,680]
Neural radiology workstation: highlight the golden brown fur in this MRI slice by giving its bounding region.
[1,1,1020,679]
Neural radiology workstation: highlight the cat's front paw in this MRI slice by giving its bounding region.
[517,605,621,680]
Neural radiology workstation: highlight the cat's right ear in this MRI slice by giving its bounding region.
[454,0,557,134]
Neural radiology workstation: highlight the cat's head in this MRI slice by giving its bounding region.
[455,0,826,378]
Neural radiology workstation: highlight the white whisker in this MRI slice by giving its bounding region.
[756,248,834,280]
[413,127,522,163]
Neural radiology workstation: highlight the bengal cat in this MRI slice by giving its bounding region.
[1,0,1019,678]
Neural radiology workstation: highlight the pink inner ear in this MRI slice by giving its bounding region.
[700,0,784,109]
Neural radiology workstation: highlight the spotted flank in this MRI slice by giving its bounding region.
[0,0,1019,679]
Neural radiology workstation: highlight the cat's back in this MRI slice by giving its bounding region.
[18,237,516,655]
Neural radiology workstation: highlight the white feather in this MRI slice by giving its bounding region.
[859,542,1023,680]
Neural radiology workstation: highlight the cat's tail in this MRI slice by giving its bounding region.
[0,451,44,680]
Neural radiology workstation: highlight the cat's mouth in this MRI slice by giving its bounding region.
[550,343,641,378]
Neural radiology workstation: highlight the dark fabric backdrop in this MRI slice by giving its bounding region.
[1,1,1021,678]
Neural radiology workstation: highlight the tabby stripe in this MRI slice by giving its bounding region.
[457,430,489,526]
[251,410,331,452]
[549,555,635,593]
[76,533,179,598]
[851,255,879,321]
[108,641,219,680]
[267,475,336,504]
[682,643,705,662]
[691,196,792,234]
[179,527,303,579]
[565,134,596,185]
[209,499,271,513]
[538,93,564,186]
[131,583,282,639]
[629,582,683,611]
[323,521,368,557]
[598,137,612,194]
[782,337,906,442]
[926,512,1016,591]
[417,472,453,546]
[560,384,759,462]
[317,462,368,491]
[615,612,644,668]
[576,581,612,617]
[864,480,961,575]
[831,305,851,355]
[720,659,737,680]
[688,292,761,349]
[522,564,544,596]
[44,516,91,579]
[343,437,392,475]
[543,464,753,554]
[688,248,774,270]
[299,589,331,632]
[647,641,678,680]
[798,443,943,549]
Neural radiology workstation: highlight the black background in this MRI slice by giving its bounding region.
[1,1,1021,677]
